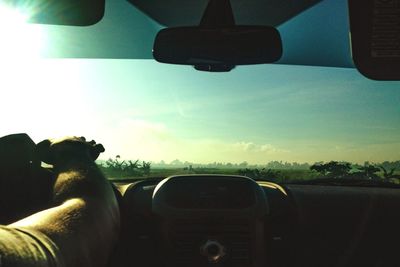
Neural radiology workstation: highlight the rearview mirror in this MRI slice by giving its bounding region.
[153,26,283,71]
[4,0,105,26]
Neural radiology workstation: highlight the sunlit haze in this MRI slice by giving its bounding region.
[0,5,45,60]
[1,59,399,165]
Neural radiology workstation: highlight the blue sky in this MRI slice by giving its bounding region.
[83,61,400,163]
[0,0,399,164]
[1,59,399,164]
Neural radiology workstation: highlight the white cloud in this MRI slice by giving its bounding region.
[98,119,289,164]
[230,142,287,154]
[98,119,400,164]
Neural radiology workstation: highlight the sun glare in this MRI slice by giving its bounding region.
[0,5,45,60]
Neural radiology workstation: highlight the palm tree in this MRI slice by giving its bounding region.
[310,161,351,178]
[358,165,381,180]
[379,166,400,181]
[141,161,151,176]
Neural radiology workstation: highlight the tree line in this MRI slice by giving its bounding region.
[310,161,400,181]
[152,160,400,170]
[238,161,400,183]
[97,155,151,177]
[98,156,400,182]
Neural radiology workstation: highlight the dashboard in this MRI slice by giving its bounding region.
[110,175,400,267]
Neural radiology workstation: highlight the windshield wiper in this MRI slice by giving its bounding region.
[286,177,400,188]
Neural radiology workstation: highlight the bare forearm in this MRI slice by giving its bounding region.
[52,157,113,203]
[11,159,120,267]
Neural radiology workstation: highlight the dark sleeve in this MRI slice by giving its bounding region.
[0,226,64,267]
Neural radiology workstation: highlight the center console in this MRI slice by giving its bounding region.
[152,175,268,267]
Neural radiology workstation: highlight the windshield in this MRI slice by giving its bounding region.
[1,0,399,184]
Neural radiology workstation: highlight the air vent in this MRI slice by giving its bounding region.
[170,220,253,266]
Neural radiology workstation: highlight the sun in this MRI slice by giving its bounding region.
[0,5,45,60]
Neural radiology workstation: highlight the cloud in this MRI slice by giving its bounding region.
[97,118,400,164]
[98,118,289,164]
[231,142,257,151]
[231,142,288,154]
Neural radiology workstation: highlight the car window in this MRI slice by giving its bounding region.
[0,0,399,183]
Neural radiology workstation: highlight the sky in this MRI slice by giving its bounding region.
[1,59,399,164]
[0,1,399,165]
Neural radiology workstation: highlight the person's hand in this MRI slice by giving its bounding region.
[35,137,105,166]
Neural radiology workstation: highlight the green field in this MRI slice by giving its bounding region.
[104,166,400,184]
[100,159,400,184]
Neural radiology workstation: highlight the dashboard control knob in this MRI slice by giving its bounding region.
[200,240,226,264]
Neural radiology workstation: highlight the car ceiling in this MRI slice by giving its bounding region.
[128,0,322,27]
[39,0,354,68]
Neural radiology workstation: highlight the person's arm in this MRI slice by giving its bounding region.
[9,137,120,267]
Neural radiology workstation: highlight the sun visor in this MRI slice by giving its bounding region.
[4,0,105,26]
[349,0,400,80]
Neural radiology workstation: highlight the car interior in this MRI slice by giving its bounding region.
[1,0,400,266]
